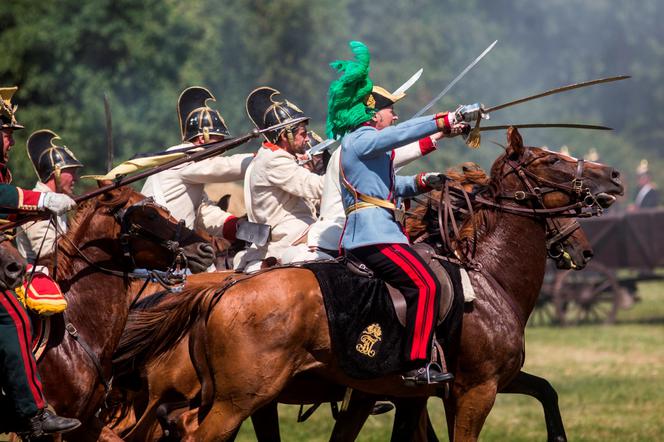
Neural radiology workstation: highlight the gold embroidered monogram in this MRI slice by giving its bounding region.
[355,323,382,357]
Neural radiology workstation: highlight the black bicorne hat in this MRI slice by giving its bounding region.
[246,87,309,144]
[27,130,83,182]
[177,86,230,142]
[0,87,24,130]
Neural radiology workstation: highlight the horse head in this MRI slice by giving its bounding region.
[0,234,26,290]
[65,187,214,274]
[495,127,624,211]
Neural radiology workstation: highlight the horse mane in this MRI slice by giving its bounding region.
[113,284,220,374]
[407,158,508,253]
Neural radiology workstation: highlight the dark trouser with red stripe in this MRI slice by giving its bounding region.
[351,243,441,364]
[0,289,45,418]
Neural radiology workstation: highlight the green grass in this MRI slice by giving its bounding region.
[235,280,664,441]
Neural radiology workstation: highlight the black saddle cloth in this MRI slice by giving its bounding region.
[303,260,463,379]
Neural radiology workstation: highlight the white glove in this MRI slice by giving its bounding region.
[455,103,489,123]
[39,192,77,215]
[420,172,446,190]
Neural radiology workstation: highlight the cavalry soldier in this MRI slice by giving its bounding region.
[16,129,83,262]
[290,84,468,262]
[234,87,323,272]
[141,86,253,241]
[0,86,80,437]
[328,42,482,385]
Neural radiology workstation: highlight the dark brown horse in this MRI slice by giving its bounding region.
[0,234,27,291]
[10,187,213,441]
[115,128,622,441]
[108,162,594,442]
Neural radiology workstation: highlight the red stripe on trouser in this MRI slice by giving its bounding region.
[380,245,437,360]
[393,244,438,357]
[0,291,45,409]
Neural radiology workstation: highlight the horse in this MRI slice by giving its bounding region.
[3,187,214,441]
[113,127,623,441]
[0,233,27,291]
[108,159,594,442]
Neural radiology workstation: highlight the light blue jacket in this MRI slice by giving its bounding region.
[339,115,440,249]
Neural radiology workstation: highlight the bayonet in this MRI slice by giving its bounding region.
[412,40,497,118]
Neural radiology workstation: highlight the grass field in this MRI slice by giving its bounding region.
[235,280,664,441]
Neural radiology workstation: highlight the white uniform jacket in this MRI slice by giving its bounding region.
[235,142,323,270]
[16,181,68,263]
[141,142,253,228]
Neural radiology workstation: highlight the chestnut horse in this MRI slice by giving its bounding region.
[108,162,594,442]
[5,187,213,441]
[114,128,622,441]
[0,234,27,291]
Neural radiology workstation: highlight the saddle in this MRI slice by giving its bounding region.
[346,243,454,327]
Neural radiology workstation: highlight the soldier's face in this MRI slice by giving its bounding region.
[1,129,14,163]
[372,107,398,130]
[59,170,78,196]
[283,124,310,156]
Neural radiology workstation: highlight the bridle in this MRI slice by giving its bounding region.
[114,198,189,274]
[426,150,605,266]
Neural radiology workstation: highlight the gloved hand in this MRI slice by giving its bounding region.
[455,103,489,123]
[39,192,77,215]
[419,172,446,190]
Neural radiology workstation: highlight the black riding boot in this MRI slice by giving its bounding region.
[21,409,81,438]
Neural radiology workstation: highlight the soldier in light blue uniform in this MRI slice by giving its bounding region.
[328,41,483,385]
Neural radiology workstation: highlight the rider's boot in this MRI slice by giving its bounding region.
[21,408,81,438]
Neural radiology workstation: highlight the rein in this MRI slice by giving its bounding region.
[50,197,188,403]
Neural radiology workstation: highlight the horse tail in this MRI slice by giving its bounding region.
[113,285,220,373]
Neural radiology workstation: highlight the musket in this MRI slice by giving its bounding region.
[0,118,307,231]
[103,93,113,172]
[465,75,630,147]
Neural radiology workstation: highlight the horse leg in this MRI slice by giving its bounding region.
[329,392,375,442]
[249,400,281,442]
[390,397,431,442]
[452,381,498,442]
[500,370,567,442]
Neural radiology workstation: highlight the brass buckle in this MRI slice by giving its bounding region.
[572,178,583,194]
[514,191,527,201]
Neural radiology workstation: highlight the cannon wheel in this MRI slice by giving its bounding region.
[551,262,628,325]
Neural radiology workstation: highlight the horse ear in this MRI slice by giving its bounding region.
[506,126,525,159]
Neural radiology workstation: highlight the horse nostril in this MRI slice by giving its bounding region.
[611,169,620,180]
[198,243,214,256]
[583,250,594,260]
[5,261,25,279]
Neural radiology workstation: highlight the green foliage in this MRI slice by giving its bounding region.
[0,0,661,196]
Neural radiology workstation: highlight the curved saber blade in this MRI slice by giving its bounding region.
[485,75,630,113]
[479,123,612,131]
[392,68,423,96]
[412,40,498,118]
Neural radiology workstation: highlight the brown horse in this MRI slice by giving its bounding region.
[108,162,594,442]
[8,187,213,441]
[115,127,622,441]
[0,234,27,290]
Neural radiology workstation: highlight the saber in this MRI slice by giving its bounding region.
[103,93,113,172]
[0,118,307,231]
[465,75,630,147]
[412,40,497,118]
[484,75,630,113]
[392,68,423,96]
[476,123,612,132]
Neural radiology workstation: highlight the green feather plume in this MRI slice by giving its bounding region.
[326,41,375,139]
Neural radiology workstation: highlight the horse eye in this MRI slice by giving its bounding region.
[548,156,560,165]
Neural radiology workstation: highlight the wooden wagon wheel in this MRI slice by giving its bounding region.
[551,262,628,325]
[530,263,560,326]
